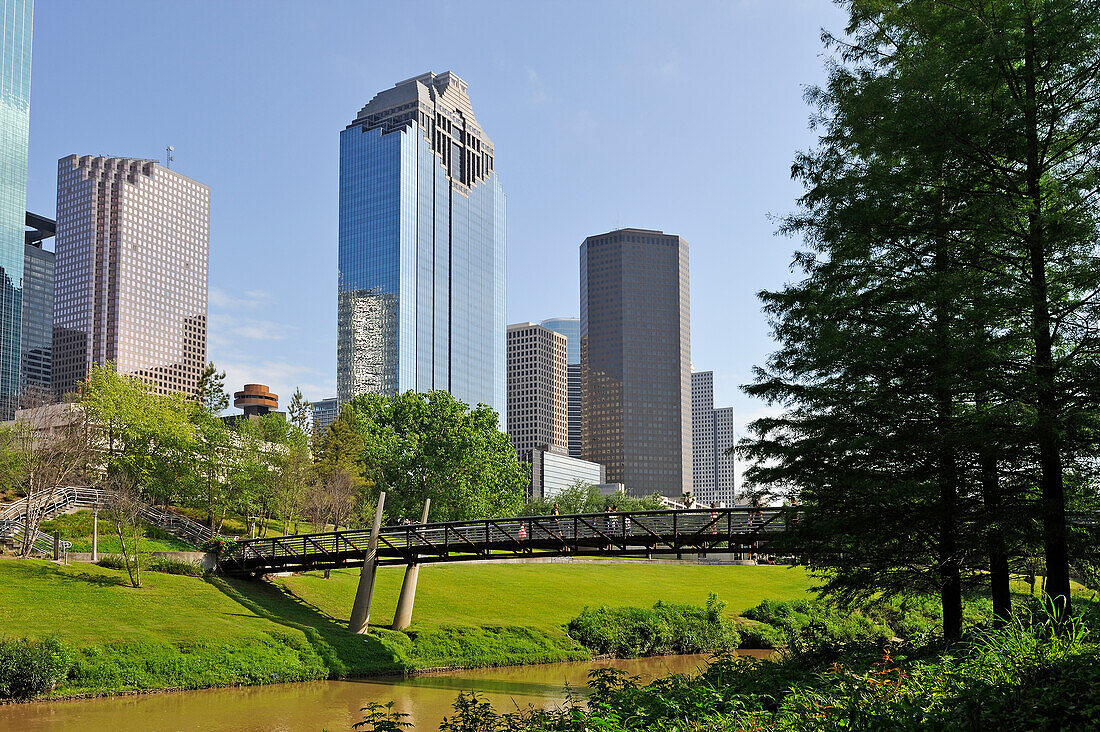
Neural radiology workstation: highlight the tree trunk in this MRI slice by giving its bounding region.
[1023,15,1071,619]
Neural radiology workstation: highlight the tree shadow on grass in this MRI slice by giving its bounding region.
[208,575,407,679]
[40,562,128,587]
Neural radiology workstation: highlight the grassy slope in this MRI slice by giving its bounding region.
[0,558,813,695]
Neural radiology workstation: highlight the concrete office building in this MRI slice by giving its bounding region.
[691,371,715,499]
[692,370,737,505]
[581,228,691,498]
[531,449,605,500]
[0,0,34,417]
[338,71,506,421]
[714,406,737,505]
[540,317,581,458]
[21,213,54,398]
[52,155,209,398]
[507,322,567,456]
[312,396,339,436]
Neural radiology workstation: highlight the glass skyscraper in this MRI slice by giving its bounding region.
[338,72,506,421]
[0,0,33,417]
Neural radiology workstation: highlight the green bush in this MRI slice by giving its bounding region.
[567,593,740,658]
[0,637,72,699]
[96,554,130,570]
[148,556,204,577]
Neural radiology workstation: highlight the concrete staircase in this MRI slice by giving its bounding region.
[0,486,217,558]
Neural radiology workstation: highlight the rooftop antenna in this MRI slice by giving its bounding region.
[165,145,174,169]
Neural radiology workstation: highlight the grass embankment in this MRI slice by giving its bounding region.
[39,510,196,554]
[0,558,814,697]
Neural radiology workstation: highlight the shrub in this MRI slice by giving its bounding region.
[97,553,130,570]
[148,556,204,577]
[0,637,72,699]
[201,537,236,558]
[567,593,740,658]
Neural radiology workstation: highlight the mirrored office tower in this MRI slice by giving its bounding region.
[581,229,692,498]
[338,72,506,420]
[53,156,209,398]
[0,0,33,417]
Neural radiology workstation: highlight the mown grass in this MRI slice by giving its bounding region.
[276,562,815,635]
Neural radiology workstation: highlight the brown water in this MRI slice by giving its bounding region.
[0,652,771,732]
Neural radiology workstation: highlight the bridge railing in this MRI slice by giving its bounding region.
[222,507,791,573]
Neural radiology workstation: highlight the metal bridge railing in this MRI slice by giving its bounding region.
[222,507,790,574]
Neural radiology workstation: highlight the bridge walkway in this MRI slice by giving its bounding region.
[220,507,789,576]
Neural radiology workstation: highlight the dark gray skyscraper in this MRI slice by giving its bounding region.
[580,228,691,498]
[21,213,54,397]
[338,72,506,420]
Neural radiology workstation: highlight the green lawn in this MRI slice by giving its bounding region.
[0,557,815,695]
[277,562,815,633]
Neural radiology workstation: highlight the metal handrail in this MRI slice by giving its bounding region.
[221,507,791,574]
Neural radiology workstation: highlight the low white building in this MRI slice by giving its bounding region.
[530,449,605,499]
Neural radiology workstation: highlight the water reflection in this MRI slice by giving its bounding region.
[0,653,768,731]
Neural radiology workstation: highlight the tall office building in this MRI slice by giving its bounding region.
[0,0,33,417]
[691,371,715,499]
[541,317,581,458]
[714,406,737,505]
[21,213,54,397]
[53,155,209,398]
[692,370,737,505]
[507,322,567,456]
[581,228,691,498]
[338,71,506,421]
[312,397,339,436]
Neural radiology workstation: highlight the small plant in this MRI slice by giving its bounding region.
[354,701,412,731]
[0,637,72,699]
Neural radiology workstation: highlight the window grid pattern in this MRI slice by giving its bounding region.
[53,155,209,398]
[0,0,32,418]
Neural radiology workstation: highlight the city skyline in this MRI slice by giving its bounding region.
[21,3,849,486]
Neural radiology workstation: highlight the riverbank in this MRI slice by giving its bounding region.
[0,557,814,698]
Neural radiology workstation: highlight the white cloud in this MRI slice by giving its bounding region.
[216,357,335,410]
[526,67,550,106]
[208,287,270,310]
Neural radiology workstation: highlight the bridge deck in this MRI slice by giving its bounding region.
[220,507,789,576]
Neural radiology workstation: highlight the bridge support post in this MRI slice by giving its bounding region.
[91,509,98,563]
[348,491,386,634]
[393,498,431,630]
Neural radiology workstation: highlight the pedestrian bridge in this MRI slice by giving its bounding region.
[219,506,789,576]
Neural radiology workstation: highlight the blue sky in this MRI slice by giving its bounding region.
[26,1,846,432]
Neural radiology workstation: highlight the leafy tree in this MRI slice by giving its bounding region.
[194,362,229,416]
[81,365,196,505]
[740,0,1100,634]
[341,391,527,522]
[522,480,664,516]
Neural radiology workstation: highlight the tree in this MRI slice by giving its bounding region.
[103,475,145,588]
[739,0,1100,635]
[0,403,92,557]
[195,362,229,415]
[341,391,527,522]
[81,365,196,505]
[287,387,312,438]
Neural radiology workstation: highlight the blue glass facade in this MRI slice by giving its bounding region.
[0,0,31,417]
[338,73,506,422]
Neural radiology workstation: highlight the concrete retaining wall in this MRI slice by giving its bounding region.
[70,551,217,571]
